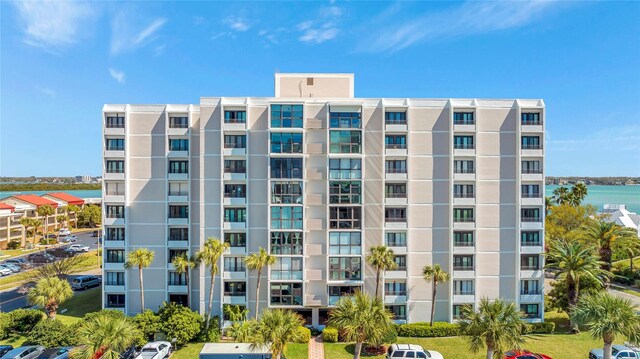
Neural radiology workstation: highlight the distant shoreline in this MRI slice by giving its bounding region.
[0,183,101,191]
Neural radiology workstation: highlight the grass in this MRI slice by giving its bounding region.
[0,248,39,259]
[286,343,309,359]
[613,256,640,269]
[56,287,102,325]
[171,342,308,359]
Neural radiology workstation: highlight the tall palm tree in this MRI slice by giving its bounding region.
[67,204,80,229]
[458,298,526,359]
[328,291,394,359]
[172,253,197,308]
[72,313,141,359]
[56,214,69,231]
[366,246,397,298]
[545,240,608,332]
[422,264,450,326]
[124,248,155,312]
[552,186,571,205]
[27,277,73,319]
[571,183,588,206]
[544,196,554,215]
[36,204,55,237]
[19,217,34,247]
[245,247,276,318]
[580,218,638,274]
[572,292,640,359]
[196,237,229,329]
[251,309,305,359]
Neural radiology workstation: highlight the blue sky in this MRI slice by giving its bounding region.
[1,1,639,177]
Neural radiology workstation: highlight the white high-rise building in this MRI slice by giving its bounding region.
[102,73,545,325]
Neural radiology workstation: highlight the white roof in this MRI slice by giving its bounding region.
[200,343,270,355]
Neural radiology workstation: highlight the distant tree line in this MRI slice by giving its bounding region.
[0,183,101,191]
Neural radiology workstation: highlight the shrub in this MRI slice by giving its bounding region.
[294,326,311,343]
[308,326,322,336]
[39,238,57,245]
[524,321,555,334]
[0,313,11,340]
[24,319,76,347]
[380,326,397,344]
[132,309,162,341]
[7,240,21,250]
[9,309,44,333]
[158,302,203,345]
[322,327,339,343]
[395,322,459,337]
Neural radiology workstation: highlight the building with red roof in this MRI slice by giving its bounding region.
[0,203,15,213]
[42,192,85,206]
[1,194,59,209]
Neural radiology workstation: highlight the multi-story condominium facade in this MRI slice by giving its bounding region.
[101,73,545,325]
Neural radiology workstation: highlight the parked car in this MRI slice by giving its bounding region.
[65,244,90,253]
[71,275,102,290]
[58,229,71,236]
[134,342,172,359]
[27,252,55,263]
[45,234,57,239]
[505,349,552,359]
[36,347,72,359]
[0,266,12,276]
[0,345,45,359]
[1,263,20,273]
[4,258,32,269]
[120,346,141,359]
[92,230,100,237]
[60,235,78,243]
[590,345,640,359]
[386,344,443,359]
[0,346,13,357]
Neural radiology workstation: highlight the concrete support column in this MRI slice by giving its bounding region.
[312,308,319,327]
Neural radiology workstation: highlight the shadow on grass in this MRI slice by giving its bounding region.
[343,343,384,357]
[544,311,571,334]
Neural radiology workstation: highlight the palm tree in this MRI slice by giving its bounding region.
[366,246,397,298]
[27,277,73,319]
[172,253,197,308]
[422,264,450,326]
[36,204,55,237]
[124,248,155,312]
[19,217,33,247]
[245,247,276,318]
[458,298,526,359]
[56,214,69,231]
[580,218,638,274]
[195,237,229,329]
[328,291,394,359]
[545,240,608,332]
[572,292,640,359]
[544,196,554,215]
[72,313,141,359]
[67,204,80,229]
[571,183,588,206]
[251,309,305,359]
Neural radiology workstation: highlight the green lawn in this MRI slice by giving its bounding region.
[613,256,640,269]
[57,287,102,325]
[171,342,308,359]
[285,343,308,359]
[0,249,38,259]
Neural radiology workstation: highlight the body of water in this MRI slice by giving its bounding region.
[0,189,102,199]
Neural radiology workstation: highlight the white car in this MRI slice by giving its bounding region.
[65,244,90,253]
[59,229,71,236]
[62,235,78,243]
[387,344,444,359]
[0,265,13,276]
[135,341,172,359]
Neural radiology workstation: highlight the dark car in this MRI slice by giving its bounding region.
[4,258,32,269]
[36,347,72,359]
[27,252,55,263]
[119,346,140,359]
[0,346,13,357]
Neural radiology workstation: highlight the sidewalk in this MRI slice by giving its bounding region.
[309,335,325,359]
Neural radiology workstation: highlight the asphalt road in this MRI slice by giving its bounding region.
[0,230,101,312]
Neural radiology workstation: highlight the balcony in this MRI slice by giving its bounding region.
[223,172,247,181]
[521,217,542,229]
[167,127,188,136]
[521,168,543,181]
[305,118,324,130]
[103,217,125,226]
[168,192,189,203]
[453,267,475,279]
[520,290,543,303]
[306,168,325,180]
[521,144,543,156]
[271,271,303,281]
[306,143,324,155]
[453,122,475,133]
[224,221,246,230]
[104,148,125,158]
[223,270,246,280]
[385,122,407,132]
[453,293,475,303]
[453,243,475,254]
[521,193,543,206]
[453,144,475,156]
[387,244,407,255]
[385,194,407,206]
[168,217,189,226]
[453,169,475,181]
[453,218,475,230]
[104,126,125,136]
[104,262,124,270]
[167,239,189,248]
[520,268,543,279]
[103,239,125,248]
[223,120,246,131]
[385,269,407,279]
[167,284,188,293]
[453,193,475,206]
[385,219,407,230]
[104,191,125,203]
[384,292,407,304]
[223,196,246,206]
[385,144,408,156]
[521,243,543,254]
[385,170,407,181]
[103,284,125,292]
[104,171,125,180]
[521,120,543,133]
[223,147,247,156]
[225,246,246,255]
[223,294,247,305]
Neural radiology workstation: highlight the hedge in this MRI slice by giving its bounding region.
[395,322,459,337]
[295,326,311,343]
[9,309,44,333]
[524,321,555,334]
[323,327,339,343]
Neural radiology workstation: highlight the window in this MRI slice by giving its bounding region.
[224,282,246,296]
[271,257,303,280]
[106,294,125,308]
[385,183,407,198]
[454,184,474,198]
[168,182,188,196]
[385,135,407,149]
[224,184,246,198]
[522,160,542,174]
[520,304,540,318]
[385,112,406,125]
[453,208,474,222]
[385,160,407,174]
[454,255,474,270]
[106,138,124,151]
[169,117,188,128]
[105,181,125,196]
[329,159,361,179]
[169,161,189,174]
[328,286,360,304]
[271,104,303,128]
[393,255,407,270]
[105,227,125,241]
[168,272,186,285]
[225,232,246,247]
[224,257,246,272]
[521,255,541,270]
[105,272,124,285]
[521,136,541,149]
[385,281,406,295]
[521,231,541,246]
[329,181,362,204]
[454,112,474,125]
[271,132,303,153]
[329,257,361,280]
[454,232,474,247]
[106,160,124,173]
[453,304,468,319]
[329,207,361,229]
[270,158,302,178]
[224,160,246,174]
[386,305,406,320]
[169,228,188,241]
[105,205,124,218]
[169,205,188,218]
[169,139,189,151]
[106,250,125,263]
[224,208,246,222]
[329,130,361,153]
[271,206,303,229]
[521,208,541,222]
[106,115,125,128]
[521,280,541,295]
[329,232,361,255]
[270,283,303,305]
[224,110,246,124]
[453,280,474,295]
[169,294,188,306]
[224,135,246,149]
[521,184,540,198]
[330,112,361,128]
[385,208,407,222]
[454,160,474,174]
[168,249,187,263]
[521,113,541,125]
[270,232,303,255]
[454,136,474,149]
[271,181,303,204]
[386,232,406,247]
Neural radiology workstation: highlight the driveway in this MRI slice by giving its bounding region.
[545,277,640,306]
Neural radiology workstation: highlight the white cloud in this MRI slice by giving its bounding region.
[299,24,339,44]
[359,1,564,53]
[297,6,343,44]
[135,18,166,45]
[13,0,94,49]
[548,125,640,152]
[36,86,56,98]
[224,17,250,32]
[109,68,126,83]
[211,32,233,40]
[111,13,167,55]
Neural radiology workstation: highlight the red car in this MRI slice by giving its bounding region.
[505,350,552,359]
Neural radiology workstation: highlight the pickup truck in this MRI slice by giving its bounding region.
[134,341,171,359]
[589,344,640,359]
